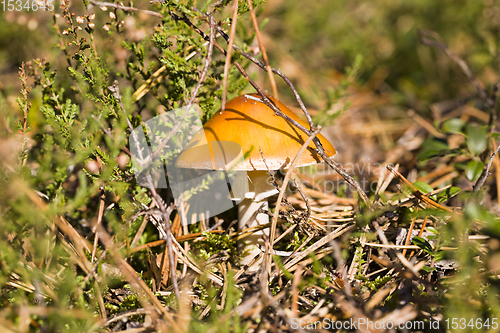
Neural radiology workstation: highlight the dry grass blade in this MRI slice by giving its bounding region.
[402,216,417,257]
[365,282,398,311]
[291,264,304,317]
[221,0,239,110]
[300,186,358,205]
[372,221,420,277]
[170,237,224,286]
[408,216,429,258]
[91,186,105,262]
[96,224,177,330]
[271,223,354,279]
[375,163,397,199]
[386,165,454,212]
[408,109,445,138]
[363,242,457,251]
[267,126,322,273]
[246,0,278,99]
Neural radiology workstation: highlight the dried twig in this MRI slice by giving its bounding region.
[196,10,314,129]
[241,76,370,205]
[87,0,163,17]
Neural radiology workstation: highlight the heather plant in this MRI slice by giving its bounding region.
[1,0,258,330]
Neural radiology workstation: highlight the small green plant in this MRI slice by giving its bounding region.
[193,232,238,263]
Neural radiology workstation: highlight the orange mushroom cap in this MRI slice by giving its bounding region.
[175,94,336,171]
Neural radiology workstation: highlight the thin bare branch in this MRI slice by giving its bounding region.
[188,14,215,106]
[418,29,494,108]
[474,143,500,192]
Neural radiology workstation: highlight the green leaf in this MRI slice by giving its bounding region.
[421,266,436,273]
[426,226,438,234]
[418,138,455,160]
[465,160,484,182]
[466,124,488,156]
[437,186,461,203]
[413,181,437,200]
[441,118,465,134]
[433,251,445,262]
[413,181,433,194]
[412,236,433,253]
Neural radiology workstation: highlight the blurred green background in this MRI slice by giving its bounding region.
[2,0,499,114]
[260,0,499,112]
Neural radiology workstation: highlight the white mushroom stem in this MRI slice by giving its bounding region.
[238,170,279,270]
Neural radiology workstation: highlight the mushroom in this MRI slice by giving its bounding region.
[175,94,336,269]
